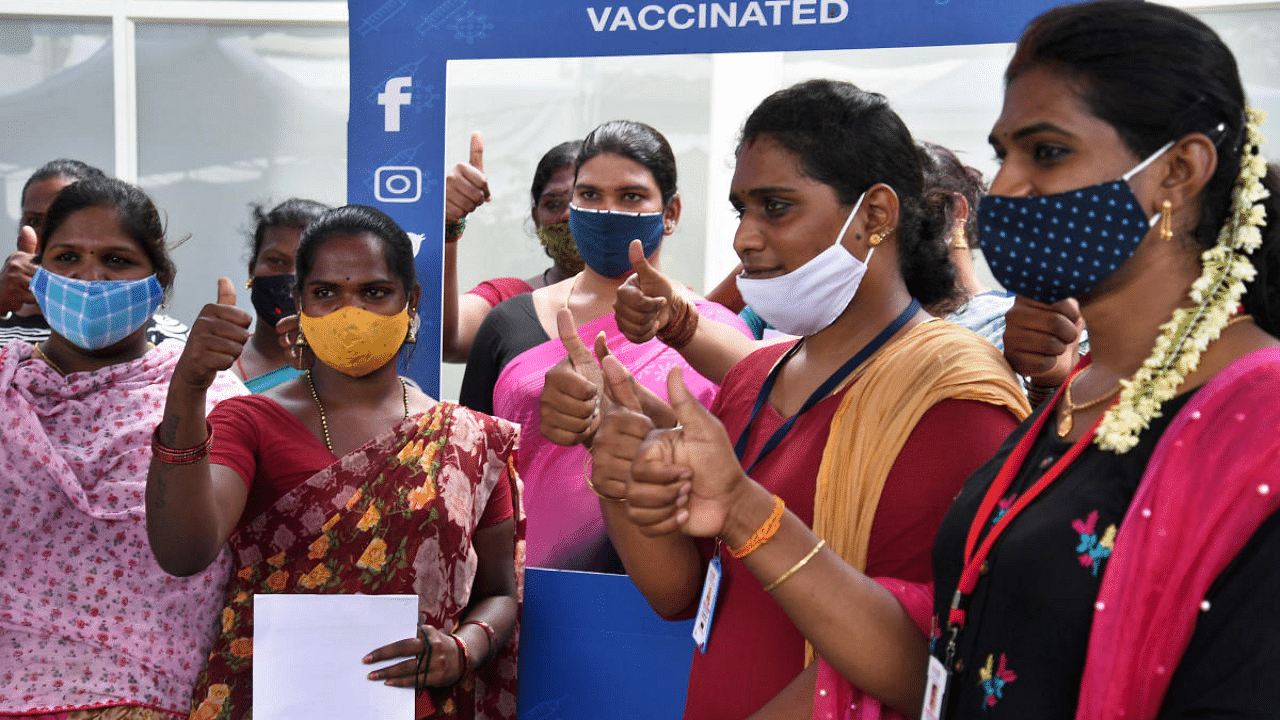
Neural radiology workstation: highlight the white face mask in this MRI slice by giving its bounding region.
[736,192,872,336]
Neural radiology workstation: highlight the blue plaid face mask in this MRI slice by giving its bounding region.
[30,266,164,350]
[977,140,1173,304]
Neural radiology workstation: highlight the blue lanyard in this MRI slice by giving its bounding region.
[733,298,921,475]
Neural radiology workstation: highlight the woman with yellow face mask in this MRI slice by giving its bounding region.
[145,205,522,720]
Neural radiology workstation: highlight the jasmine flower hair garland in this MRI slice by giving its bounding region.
[1096,108,1269,453]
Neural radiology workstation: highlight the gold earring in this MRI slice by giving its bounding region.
[405,316,418,344]
[952,220,969,250]
[294,328,308,348]
[868,233,884,247]
[245,278,253,289]
[1160,200,1173,241]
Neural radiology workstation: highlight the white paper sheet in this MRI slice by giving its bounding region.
[253,594,417,720]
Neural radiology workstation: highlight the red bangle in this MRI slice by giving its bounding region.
[452,633,471,677]
[462,619,498,663]
[151,422,214,465]
[657,294,699,349]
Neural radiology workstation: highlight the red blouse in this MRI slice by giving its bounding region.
[209,395,513,529]
[681,343,1019,720]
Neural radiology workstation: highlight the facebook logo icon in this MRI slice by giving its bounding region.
[377,77,412,132]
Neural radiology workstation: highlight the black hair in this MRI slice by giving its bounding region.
[918,141,987,250]
[39,176,176,295]
[577,120,678,206]
[530,141,583,206]
[739,79,959,310]
[1010,0,1280,334]
[21,159,106,205]
[247,198,330,273]
[295,205,418,297]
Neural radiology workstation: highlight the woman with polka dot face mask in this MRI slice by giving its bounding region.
[613,2,1280,719]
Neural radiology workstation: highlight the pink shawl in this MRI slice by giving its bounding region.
[493,300,744,571]
[0,341,245,717]
[813,347,1280,720]
[1076,346,1280,719]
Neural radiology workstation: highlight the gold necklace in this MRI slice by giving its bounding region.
[306,369,409,452]
[1059,314,1256,439]
[30,342,66,375]
[563,271,583,310]
[1057,372,1120,439]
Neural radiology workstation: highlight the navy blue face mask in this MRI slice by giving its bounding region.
[977,140,1173,304]
[568,204,665,278]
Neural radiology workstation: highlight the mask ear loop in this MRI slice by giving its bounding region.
[835,191,873,263]
[1122,139,1177,228]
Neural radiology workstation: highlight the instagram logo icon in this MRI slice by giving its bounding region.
[374,165,422,203]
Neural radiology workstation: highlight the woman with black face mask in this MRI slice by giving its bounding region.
[233,198,329,393]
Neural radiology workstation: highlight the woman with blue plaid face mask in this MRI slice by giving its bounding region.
[0,177,246,718]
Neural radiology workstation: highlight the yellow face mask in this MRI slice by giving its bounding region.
[299,305,410,377]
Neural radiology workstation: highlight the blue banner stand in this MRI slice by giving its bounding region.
[518,568,694,719]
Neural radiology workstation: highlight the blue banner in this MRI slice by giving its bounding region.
[347,0,1068,395]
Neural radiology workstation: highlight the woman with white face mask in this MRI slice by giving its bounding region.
[540,80,1032,719]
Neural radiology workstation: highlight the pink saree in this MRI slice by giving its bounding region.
[0,341,243,718]
[493,301,743,571]
[188,402,522,720]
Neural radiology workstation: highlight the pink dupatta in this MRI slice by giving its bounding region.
[492,301,743,571]
[1076,346,1280,719]
[813,347,1280,720]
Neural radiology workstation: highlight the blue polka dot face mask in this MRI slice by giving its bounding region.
[977,139,1173,304]
[30,265,164,350]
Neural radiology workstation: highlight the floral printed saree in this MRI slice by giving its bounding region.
[189,401,522,720]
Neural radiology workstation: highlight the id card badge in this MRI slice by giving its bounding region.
[920,655,949,720]
[691,554,722,653]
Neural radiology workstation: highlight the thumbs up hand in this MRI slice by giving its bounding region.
[174,277,253,390]
[0,226,40,314]
[588,354,658,503]
[539,309,609,447]
[615,239,680,343]
[445,131,491,224]
[629,367,746,538]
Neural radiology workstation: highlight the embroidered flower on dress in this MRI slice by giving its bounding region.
[1071,510,1116,577]
[978,653,1017,708]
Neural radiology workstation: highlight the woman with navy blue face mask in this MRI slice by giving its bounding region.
[459,120,751,573]
[608,3,1280,719]
[0,177,246,719]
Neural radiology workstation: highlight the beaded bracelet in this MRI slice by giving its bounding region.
[727,494,785,559]
[451,633,471,678]
[151,422,214,465]
[656,294,700,349]
[762,539,826,593]
[583,455,626,502]
[461,619,498,664]
[444,219,467,243]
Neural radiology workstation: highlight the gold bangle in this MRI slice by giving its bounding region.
[727,494,785,559]
[583,455,626,502]
[762,539,826,593]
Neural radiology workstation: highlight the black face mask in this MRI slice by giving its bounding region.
[249,273,296,327]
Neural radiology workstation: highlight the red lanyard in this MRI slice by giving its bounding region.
[942,360,1107,666]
